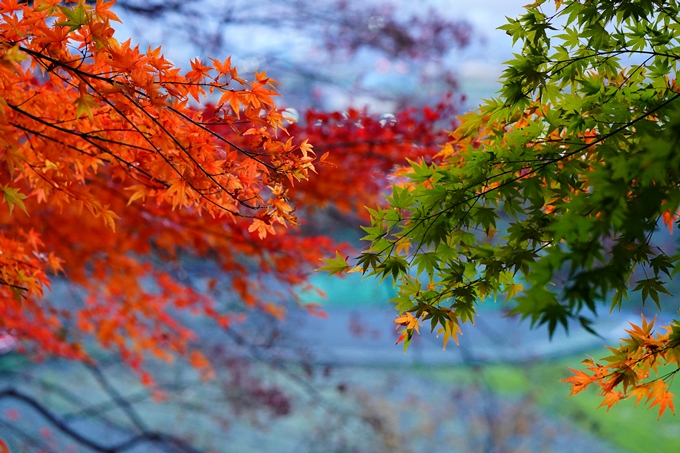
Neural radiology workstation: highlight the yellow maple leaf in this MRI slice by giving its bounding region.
[394,312,420,334]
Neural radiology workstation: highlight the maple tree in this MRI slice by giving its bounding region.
[0,0,330,375]
[0,0,458,378]
[323,0,680,418]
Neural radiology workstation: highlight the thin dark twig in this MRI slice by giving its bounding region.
[86,363,150,433]
[0,388,205,453]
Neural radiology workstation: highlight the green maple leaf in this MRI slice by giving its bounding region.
[56,4,89,32]
[2,185,28,216]
[317,251,350,276]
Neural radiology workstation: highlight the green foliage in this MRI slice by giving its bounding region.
[317,251,350,276]
[56,3,89,32]
[333,0,680,347]
[2,185,28,216]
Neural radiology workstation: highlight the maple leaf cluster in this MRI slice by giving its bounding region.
[563,315,679,419]
[285,99,457,216]
[0,0,457,381]
[0,0,323,370]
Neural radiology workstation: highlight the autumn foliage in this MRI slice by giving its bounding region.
[563,315,679,418]
[0,0,455,381]
[320,0,680,418]
[285,101,456,216]
[0,0,328,371]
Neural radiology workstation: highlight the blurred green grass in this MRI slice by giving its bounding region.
[418,351,680,453]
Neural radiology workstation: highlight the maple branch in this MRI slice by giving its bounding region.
[19,45,279,166]
[71,72,265,212]
[7,52,265,214]
[110,92,265,211]
[394,91,680,256]
[86,364,150,433]
[165,103,279,171]
[0,388,205,453]
[17,123,163,190]
[1,367,136,434]
[6,104,165,189]
[0,279,28,293]
[61,389,151,422]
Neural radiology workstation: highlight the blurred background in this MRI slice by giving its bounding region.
[1,0,679,452]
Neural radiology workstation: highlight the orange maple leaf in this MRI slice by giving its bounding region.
[248,218,276,239]
[598,391,624,412]
[648,380,676,419]
[561,367,597,396]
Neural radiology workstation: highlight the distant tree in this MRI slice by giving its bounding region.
[111,0,472,108]
[324,0,680,417]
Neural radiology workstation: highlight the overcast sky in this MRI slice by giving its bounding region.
[438,0,527,104]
